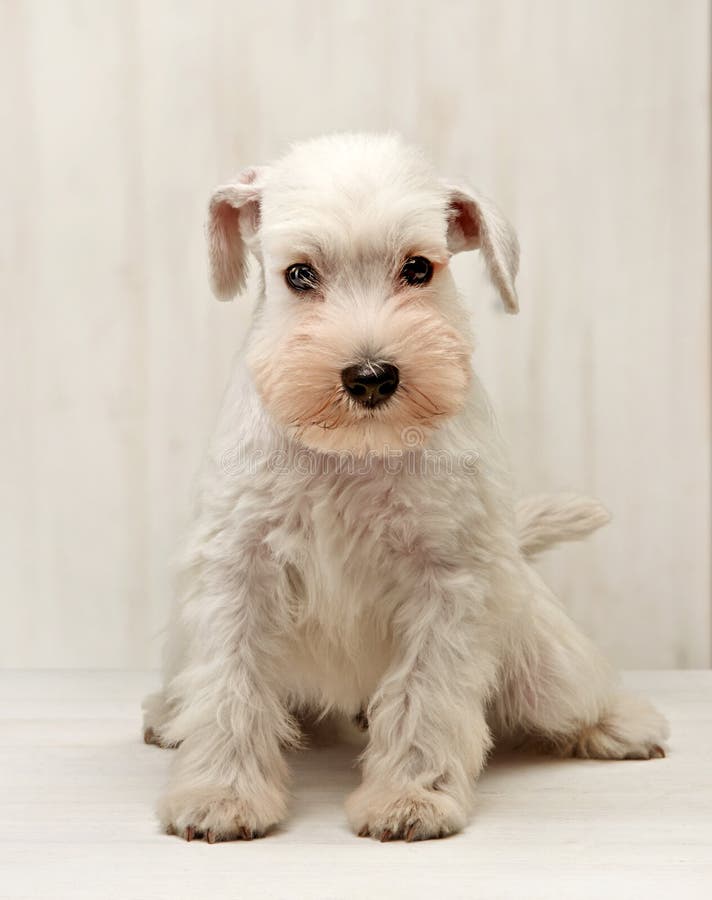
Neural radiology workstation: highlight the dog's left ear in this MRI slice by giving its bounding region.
[207,166,270,300]
[445,185,520,314]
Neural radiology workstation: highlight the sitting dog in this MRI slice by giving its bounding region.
[143,133,669,843]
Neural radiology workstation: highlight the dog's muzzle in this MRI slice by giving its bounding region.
[341,361,399,408]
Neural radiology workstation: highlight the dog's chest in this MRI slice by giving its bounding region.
[279,469,402,710]
[294,471,397,619]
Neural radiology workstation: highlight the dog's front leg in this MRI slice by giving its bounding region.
[346,562,496,842]
[157,533,297,842]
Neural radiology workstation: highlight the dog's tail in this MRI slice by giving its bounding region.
[516,493,610,558]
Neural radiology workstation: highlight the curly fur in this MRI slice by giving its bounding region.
[144,133,669,843]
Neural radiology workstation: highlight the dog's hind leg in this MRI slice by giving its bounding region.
[493,565,669,760]
[142,606,189,748]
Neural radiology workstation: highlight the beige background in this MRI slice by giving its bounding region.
[2,0,710,669]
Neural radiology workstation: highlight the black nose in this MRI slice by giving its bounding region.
[341,362,399,407]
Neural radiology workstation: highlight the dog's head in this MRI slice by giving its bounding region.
[207,134,519,454]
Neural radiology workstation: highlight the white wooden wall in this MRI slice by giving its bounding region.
[1,0,709,669]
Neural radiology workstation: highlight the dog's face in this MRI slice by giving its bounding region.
[207,135,519,454]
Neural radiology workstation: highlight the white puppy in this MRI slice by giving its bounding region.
[144,133,668,843]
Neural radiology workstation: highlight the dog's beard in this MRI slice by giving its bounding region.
[248,298,471,454]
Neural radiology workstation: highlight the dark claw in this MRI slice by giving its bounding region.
[380,829,393,842]
[184,825,195,842]
[165,824,176,836]
[206,829,216,843]
[357,825,370,837]
[143,726,180,749]
[354,709,369,732]
[239,825,253,841]
[650,744,666,759]
[405,823,418,842]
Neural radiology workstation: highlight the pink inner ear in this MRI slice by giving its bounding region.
[448,197,481,251]
[213,200,242,269]
[215,199,241,239]
[209,199,245,299]
[240,196,261,237]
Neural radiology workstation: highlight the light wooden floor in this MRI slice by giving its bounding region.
[1,671,710,900]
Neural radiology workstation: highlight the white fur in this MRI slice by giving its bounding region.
[144,134,669,843]
[516,493,611,558]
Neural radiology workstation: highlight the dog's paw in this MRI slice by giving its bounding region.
[158,784,287,842]
[345,780,467,842]
[142,691,181,749]
[566,692,670,760]
[143,726,181,749]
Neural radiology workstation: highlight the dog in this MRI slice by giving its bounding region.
[143,133,669,843]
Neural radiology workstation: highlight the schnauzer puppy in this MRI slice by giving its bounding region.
[143,133,668,843]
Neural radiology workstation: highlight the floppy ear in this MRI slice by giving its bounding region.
[445,186,520,314]
[207,166,269,300]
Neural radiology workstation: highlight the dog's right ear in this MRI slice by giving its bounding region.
[207,166,269,300]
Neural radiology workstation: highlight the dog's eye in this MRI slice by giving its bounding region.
[285,263,319,292]
[400,256,433,286]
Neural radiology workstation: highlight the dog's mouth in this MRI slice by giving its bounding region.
[280,371,462,454]
[247,301,472,454]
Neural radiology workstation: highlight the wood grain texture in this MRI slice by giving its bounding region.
[0,670,710,899]
[0,0,709,667]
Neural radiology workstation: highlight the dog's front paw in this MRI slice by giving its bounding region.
[158,783,287,842]
[345,780,468,842]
